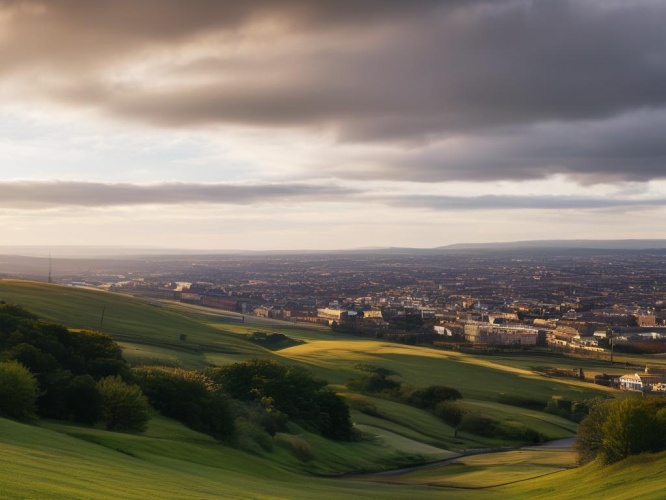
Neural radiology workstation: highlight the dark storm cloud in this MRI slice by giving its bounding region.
[356,110,666,183]
[0,181,357,208]
[2,0,666,183]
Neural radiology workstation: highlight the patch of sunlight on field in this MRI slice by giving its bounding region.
[498,452,666,500]
[119,341,205,368]
[356,448,576,489]
[355,424,458,462]
[203,352,260,366]
[461,400,578,439]
[1,417,469,500]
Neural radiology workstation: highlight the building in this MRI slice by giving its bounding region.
[201,294,240,312]
[464,322,539,345]
[317,308,348,325]
[619,372,664,392]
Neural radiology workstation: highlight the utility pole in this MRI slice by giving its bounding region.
[48,254,52,284]
[608,326,614,365]
[99,305,106,331]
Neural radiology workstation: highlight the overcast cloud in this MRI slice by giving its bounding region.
[0,1,664,248]
[0,181,357,208]
[1,0,665,183]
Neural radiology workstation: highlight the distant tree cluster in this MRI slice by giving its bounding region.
[346,364,462,414]
[0,303,354,446]
[575,397,666,464]
[207,359,353,441]
[133,365,234,440]
[0,302,148,432]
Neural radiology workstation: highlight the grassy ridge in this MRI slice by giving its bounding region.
[279,340,611,402]
[0,279,600,450]
[355,448,577,489]
[0,417,464,500]
[0,280,265,360]
[4,279,656,498]
[5,415,665,499]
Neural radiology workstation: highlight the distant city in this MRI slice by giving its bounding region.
[3,243,666,371]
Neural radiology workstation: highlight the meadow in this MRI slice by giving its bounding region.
[0,279,661,498]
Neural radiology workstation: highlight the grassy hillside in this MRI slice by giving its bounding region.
[0,416,454,500]
[0,279,608,449]
[3,416,665,499]
[0,279,265,362]
[3,279,649,498]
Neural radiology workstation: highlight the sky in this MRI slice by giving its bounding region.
[1,0,666,251]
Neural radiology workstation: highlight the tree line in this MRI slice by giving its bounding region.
[575,396,666,464]
[0,302,353,446]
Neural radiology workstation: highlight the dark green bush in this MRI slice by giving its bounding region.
[133,365,234,440]
[65,375,104,424]
[208,359,353,441]
[97,376,151,433]
[409,385,462,410]
[435,400,465,427]
[0,360,40,421]
[459,413,497,437]
[497,393,545,411]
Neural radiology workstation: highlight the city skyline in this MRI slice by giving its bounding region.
[1,0,666,250]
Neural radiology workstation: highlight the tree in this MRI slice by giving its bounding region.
[575,397,666,464]
[313,389,353,440]
[0,361,40,421]
[574,400,610,464]
[133,366,234,439]
[65,375,104,425]
[97,376,151,433]
[409,385,462,410]
[602,397,666,464]
[207,359,353,440]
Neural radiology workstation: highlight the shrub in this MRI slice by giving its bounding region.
[276,434,315,462]
[435,401,465,427]
[314,389,354,441]
[0,361,40,421]
[97,376,151,433]
[208,359,353,440]
[575,397,666,464]
[575,400,609,464]
[409,385,462,410]
[65,375,104,424]
[346,394,381,417]
[234,418,274,453]
[133,365,234,439]
[601,398,666,464]
[459,413,497,437]
[497,393,545,411]
[495,421,543,443]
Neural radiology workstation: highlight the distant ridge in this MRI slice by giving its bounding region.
[3,240,666,259]
[438,239,666,251]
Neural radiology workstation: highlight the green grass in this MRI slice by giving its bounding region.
[0,280,266,365]
[498,451,666,499]
[0,416,471,500]
[461,400,579,441]
[355,448,576,489]
[4,279,660,498]
[5,415,665,499]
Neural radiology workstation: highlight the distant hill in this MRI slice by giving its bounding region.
[438,239,666,251]
[3,239,666,261]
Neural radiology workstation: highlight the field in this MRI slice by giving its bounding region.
[1,279,662,498]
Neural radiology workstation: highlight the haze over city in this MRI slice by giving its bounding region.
[1,0,666,250]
